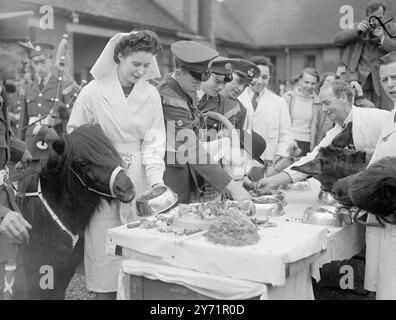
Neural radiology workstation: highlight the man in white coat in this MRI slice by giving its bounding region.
[253,80,390,192]
[363,51,396,299]
[238,56,294,174]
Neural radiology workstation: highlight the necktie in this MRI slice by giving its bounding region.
[39,79,45,91]
[251,92,259,112]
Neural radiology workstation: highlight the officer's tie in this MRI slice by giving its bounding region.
[39,78,45,91]
[251,92,259,112]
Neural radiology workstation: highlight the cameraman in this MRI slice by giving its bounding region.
[334,0,396,110]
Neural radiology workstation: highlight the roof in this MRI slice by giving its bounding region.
[223,0,396,47]
[20,0,192,33]
[214,1,256,46]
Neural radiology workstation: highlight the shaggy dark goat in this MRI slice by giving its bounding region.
[333,157,396,219]
[291,146,368,192]
[14,124,135,300]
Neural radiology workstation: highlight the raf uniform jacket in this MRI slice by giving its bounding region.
[158,75,232,203]
[0,86,27,262]
[18,73,76,160]
[197,93,247,133]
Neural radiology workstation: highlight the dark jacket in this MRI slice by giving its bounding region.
[334,23,396,109]
[0,86,27,262]
[158,75,232,203]
[198,93,247,132]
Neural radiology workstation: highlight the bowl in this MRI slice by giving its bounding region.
[302,206,353,227]
[317,190,338,206]
[136,185,178,217]
[252,198,285,217]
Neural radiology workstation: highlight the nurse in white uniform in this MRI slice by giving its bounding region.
[67,30,166,299]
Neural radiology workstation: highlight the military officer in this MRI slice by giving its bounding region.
[0,11,34,299]
[158,40,250,203]
[18,41,77,168]
[198,57,266,165]
[220,58,261,130]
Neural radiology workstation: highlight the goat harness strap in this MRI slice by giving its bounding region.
[20,179,79,248]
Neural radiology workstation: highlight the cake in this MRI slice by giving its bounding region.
[205,213,260,246]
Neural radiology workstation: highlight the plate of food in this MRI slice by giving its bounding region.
[249,189,287,206]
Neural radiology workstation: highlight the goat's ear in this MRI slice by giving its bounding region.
[52,139,65,155]
[291,159,322,175]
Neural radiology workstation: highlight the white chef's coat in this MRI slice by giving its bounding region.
[239,88,294,161]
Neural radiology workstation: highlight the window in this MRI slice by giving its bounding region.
[304,55,316,68]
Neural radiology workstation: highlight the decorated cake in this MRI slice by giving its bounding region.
[205,212,260,246]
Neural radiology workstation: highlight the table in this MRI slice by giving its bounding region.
[106,179,365,300]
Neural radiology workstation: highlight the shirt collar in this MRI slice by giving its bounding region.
[37,73,52,86]
[341,106,354,128]
[247,87,266,100]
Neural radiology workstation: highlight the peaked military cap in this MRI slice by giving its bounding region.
[378,51,396,65]
[171,40,218,81]
[231,58,261,85]
[29,42,55,60]
[210,56,233,82]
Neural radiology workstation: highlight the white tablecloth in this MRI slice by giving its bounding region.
[271,179,365,282]
[107,178,365,299]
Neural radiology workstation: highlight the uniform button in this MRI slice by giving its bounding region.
[38,114,41,117]
[213,123,218,128]
[384,137,388,142]
[38,103,42,107]
[38,93,43,97]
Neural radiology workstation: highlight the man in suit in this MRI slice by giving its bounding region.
[334,0,396,110]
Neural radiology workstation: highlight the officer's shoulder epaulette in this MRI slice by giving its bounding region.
[162,95,189,110]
